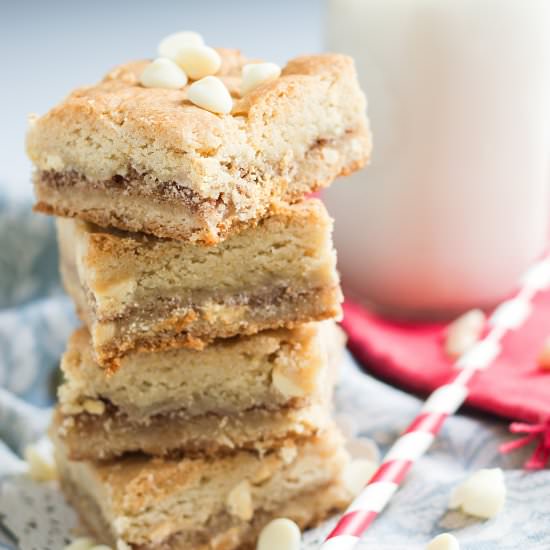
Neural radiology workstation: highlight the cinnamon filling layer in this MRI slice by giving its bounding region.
[62,256,336,323]
[95,283,333,323]
[36,129,358,210]
[37,168,221,212]
[66,398,307,425]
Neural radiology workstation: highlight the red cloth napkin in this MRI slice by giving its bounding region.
[342,291,550,424]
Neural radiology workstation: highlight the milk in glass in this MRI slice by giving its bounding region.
[325,0,550,317]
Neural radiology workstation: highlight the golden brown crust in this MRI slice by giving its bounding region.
[29,52,363,166]
[27,50,370,242]
[58,322,333,419]
[54,425,351,549]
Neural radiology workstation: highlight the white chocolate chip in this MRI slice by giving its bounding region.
[64,537,96,550]
[227,480,254,520]
[272,366,306,398]
[175,45,221,80]
[83,399,106,416]
[346,437,380,463]
[24,444,57,482]
[187,76,232,114]
[60,400,86,415]
[241,62,281,95]
[426,533,460,550]
[94,277,137,305]
[139,58,187,90]
[93,322,116,346]
[279,445,298,465]
[342,459,377,496]
[322,147,340,165]
[89,546,112,550]
[43,153,65,171]
[252,463,273,485]
[257,518,301,550]
[157,31,204,59]
[444,309,485,359]
[334,413,359,440]
[449,468,506,519]
[538,336,550,370]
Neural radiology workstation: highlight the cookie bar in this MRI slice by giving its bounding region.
[53,401,331,462]
[54,426,351,550]
[57,199,342,367]
[28,50,371,243]
[55,322,345,460]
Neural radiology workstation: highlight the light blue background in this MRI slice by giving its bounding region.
[0,0,323,194]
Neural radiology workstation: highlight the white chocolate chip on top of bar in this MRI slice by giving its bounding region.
[140,58,188,90]
[187,76,232,114]
[157,31,204,59]
[241,62,281,95]
[174,45,221,80]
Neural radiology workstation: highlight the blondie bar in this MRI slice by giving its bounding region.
[57,199,342,367]
[55,427,351,550]
[55,322,344,460]
[28,50,370,243]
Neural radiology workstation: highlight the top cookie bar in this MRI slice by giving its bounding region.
[27,47,370,243]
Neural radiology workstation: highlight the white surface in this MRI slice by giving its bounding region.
[0,0,323,195]
[139,58,188,89]
[325,0,550,317]
[186,75,233,114]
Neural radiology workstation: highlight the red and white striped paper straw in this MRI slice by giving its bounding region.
[321,255,550,550]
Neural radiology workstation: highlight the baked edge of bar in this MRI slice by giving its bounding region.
[32,128,369,243]
[61,257,342,367]
[60,469,350,550]
[53,398,332,461]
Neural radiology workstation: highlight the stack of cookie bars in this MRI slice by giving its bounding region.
[27,37,371,550]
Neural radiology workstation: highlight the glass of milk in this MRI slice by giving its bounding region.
[325,0,550,318]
